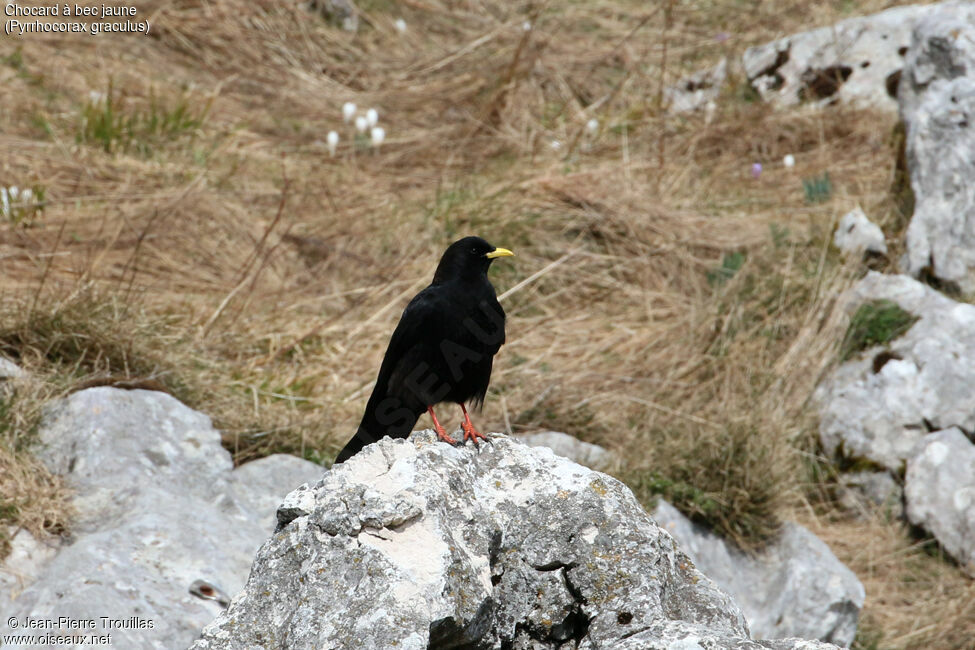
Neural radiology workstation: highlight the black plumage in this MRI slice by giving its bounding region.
[335,236,513,463]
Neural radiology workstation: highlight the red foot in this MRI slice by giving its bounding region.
[428,406,456,444]
[461,403,490,445]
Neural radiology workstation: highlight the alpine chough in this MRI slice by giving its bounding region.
[335,236,514,463]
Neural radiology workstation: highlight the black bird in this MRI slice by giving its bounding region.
[335,236,514,463]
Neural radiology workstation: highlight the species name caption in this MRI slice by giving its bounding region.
[3,616,154,646]
[4,4,150,36]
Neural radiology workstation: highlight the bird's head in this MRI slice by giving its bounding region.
[433,236,514,283]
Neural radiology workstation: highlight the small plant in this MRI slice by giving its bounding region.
[707,251,746,286]
[336,102,386,155]
[841,299,919,360]
[802,172,832,204]
[78,82,211,155]
[0,185,45,227]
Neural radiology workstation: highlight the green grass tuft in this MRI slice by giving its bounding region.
[707,251,746,287]
[802,172,832,204]
[841,299,919,361]
[78,82,211,155]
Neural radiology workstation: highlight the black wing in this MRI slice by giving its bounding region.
[335,287,446,462]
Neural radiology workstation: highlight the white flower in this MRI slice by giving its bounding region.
[327,131,339,156]
[0,188,8,217]
[19,188,31,203]
[355,115,368,133]
[783,154,796,168]
[366,108,379,127]
[342,102,357,123]
[88,90,105,104]
[522,21,532,31]
[550,140,561,151]
[370,126,386,147]
[586,118,599,134]
[8,186,18,199]
[394,18,407,33]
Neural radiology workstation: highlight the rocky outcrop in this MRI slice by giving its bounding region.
[516,430,613,470]
[816,272,975,473]
[899,2,975,292]
[0,388,323,649]
[833,206,887,257]
[191,431,838,650]
[743,4,935,111]
[816,271,975,574]
[905,428,975,576]
[652,502,864,647]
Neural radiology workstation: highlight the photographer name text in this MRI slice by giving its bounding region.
[7,615,154,630]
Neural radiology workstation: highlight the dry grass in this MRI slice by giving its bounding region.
[802,509,975,650]
[1,0,965,646]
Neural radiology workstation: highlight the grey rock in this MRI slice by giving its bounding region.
[516,431,613,469]
[191,431,838,650]
[904,427,975,575]
[0,528,58,603]
[666,58,728,114]
[0,387,323,649]
[816,272,975,473]
[833,206,888,256]
[836,471,904,520]
[652,501,863,647]
[743,4,935,111]
[0,357,24,379]
[898,1,975,125]
[899,3,975,290]
[306,0,358,32]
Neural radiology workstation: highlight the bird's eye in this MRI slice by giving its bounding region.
[471,247,478,254]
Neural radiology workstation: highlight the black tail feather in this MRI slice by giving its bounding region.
[334,428,372,464]
[334,397,422,464]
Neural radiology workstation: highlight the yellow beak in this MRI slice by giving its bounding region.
[485,247,514,259]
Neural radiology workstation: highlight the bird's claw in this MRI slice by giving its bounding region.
[461,421,490,445]
[434,425,457,445]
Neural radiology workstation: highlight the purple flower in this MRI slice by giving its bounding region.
[751,162,763,179]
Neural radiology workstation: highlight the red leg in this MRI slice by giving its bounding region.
[428,406,455,444]
[460,403,490,445]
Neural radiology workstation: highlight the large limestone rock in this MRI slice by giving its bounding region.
[191,431,837,650]
[899,2,975,291]
[905,428,975,575]
[743,4,935,111]
[652,502,864,647]
[516,430,613,470]
[816,272,975,473]
[0,388,323,649]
